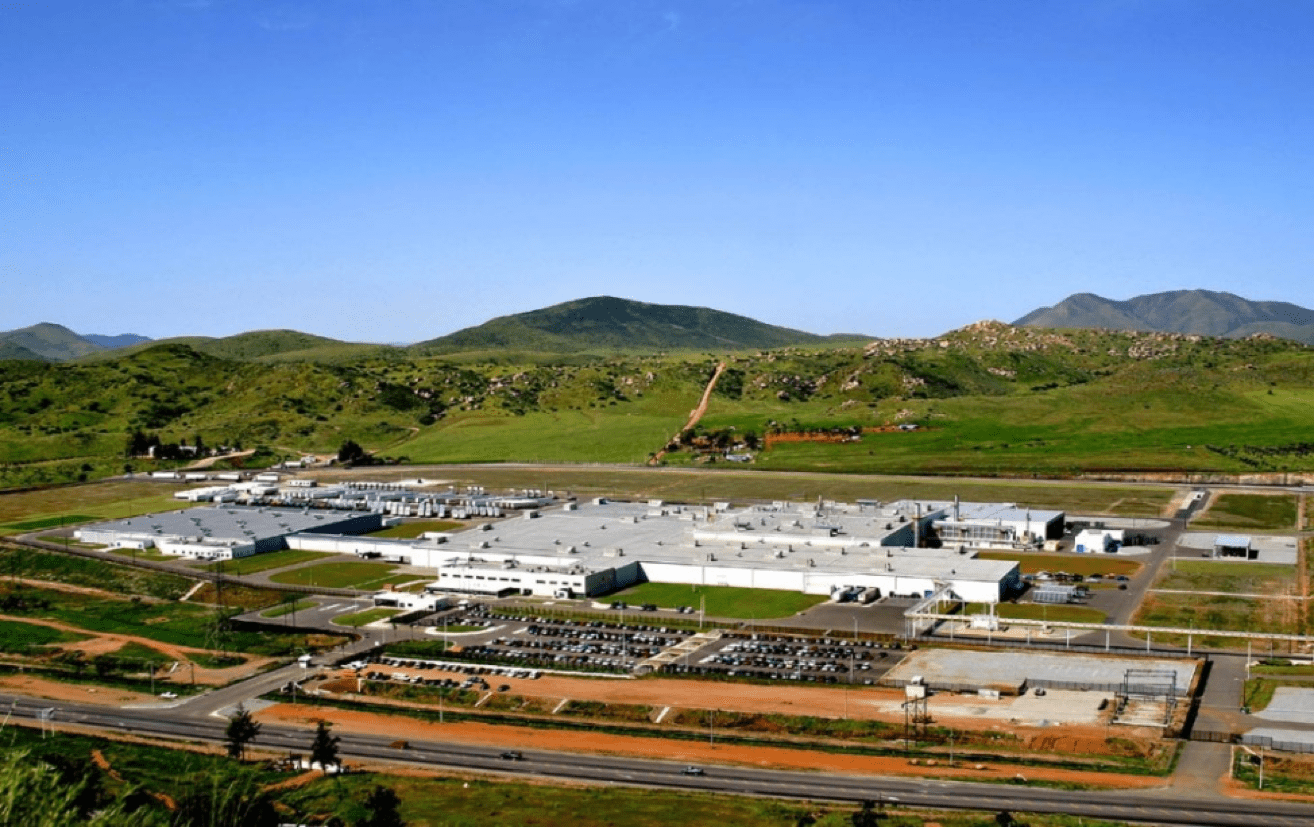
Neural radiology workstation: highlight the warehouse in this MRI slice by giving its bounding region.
[421,499,1021,603]
[75,506,384,561]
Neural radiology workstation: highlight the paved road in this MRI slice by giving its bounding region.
[6,693,1314,826]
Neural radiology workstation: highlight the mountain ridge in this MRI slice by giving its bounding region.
[1015,289,1314,344]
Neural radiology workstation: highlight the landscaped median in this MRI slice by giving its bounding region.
[333,607,403,627]
[268,561,400,591]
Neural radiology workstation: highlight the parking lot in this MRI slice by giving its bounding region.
[664,632,901,685]
[371,603,906,686]
[426,604,697,674]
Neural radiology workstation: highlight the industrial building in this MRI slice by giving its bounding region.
[75,507,384,561]
[1074,528,1124,554]
[81,484,1036,604]
[932,500,1065,549]
[392,498,1024,603]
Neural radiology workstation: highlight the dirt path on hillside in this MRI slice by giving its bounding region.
[0,613,276,685]
[650,362,727,465]
[7,577,170,603]
[255,703,1167,789]
[182,450,255,471]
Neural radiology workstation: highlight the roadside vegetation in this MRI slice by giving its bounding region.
[0,724,1138,827]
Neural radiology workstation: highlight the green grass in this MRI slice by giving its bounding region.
[261,598,318,618]
[610,583,828,619]
[0,546,196,600]
[0,618,87,653]
[0,514,101,531]
[1136,593,1303,643]
[382,640,451,659]
[113,641,173,666]
[202,548,330,576]
[0,582,339,657]
[1194,493,1300,531]
[268,560,399,590]
[1156,559,1296,594]
[188,651,247,668]
[1242,677,1284,712]
[966,603,1107,624]
[334,607,402,627]
[367,520,465,538]
[0,481,186,536]
[976,551,1142,578]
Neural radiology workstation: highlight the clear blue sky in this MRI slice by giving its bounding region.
[5,1,1312,343]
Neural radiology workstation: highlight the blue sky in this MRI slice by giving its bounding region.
[5,1,1312,343]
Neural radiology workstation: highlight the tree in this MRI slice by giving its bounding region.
[337,440,369,466]
[310,720,341,771]
[172,768,279,827]
[354,785,404,827]
[225,704,261,761]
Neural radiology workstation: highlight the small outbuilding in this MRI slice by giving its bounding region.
[1214,534,1255,560]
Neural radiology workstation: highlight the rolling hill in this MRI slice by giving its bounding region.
[0,323,151,362]
[1015,290,1314,344]
[412,296,869,354]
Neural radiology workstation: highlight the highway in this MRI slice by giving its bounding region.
[6,692,1314,826]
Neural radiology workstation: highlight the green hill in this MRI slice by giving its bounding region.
[2,322,1313,488]
[1016,290,1314,345]
[77,329,389,364]
[412,296,858,354]
[0,323,105,361]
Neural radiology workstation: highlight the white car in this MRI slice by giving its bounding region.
[158,691,178,700]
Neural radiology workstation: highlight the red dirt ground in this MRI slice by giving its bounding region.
[254,702,1167,789]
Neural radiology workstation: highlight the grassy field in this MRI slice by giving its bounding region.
[0,481,185,535]
[0,582,334,657]
[367,520,465,538]
[334,607,402,627]
[1156,559,1297,594]
[0,545,197,600]
[966,602,1107,624]
[1137,594,1304,643]
[1141,560,1305,640]
[976,551,1142,578]
[1132,556,1304,642]
[0,618,87,654]
[268,560,399,590]
[1194,493,1300,531]
[610,583,828,619]
[0,514,101,531]
[202,548,330,576]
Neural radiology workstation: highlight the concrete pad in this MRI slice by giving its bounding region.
[865,688,1109,726]
[884,648,1197,695]
[1254,687,1314,725]
[1243,727,1314,752]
